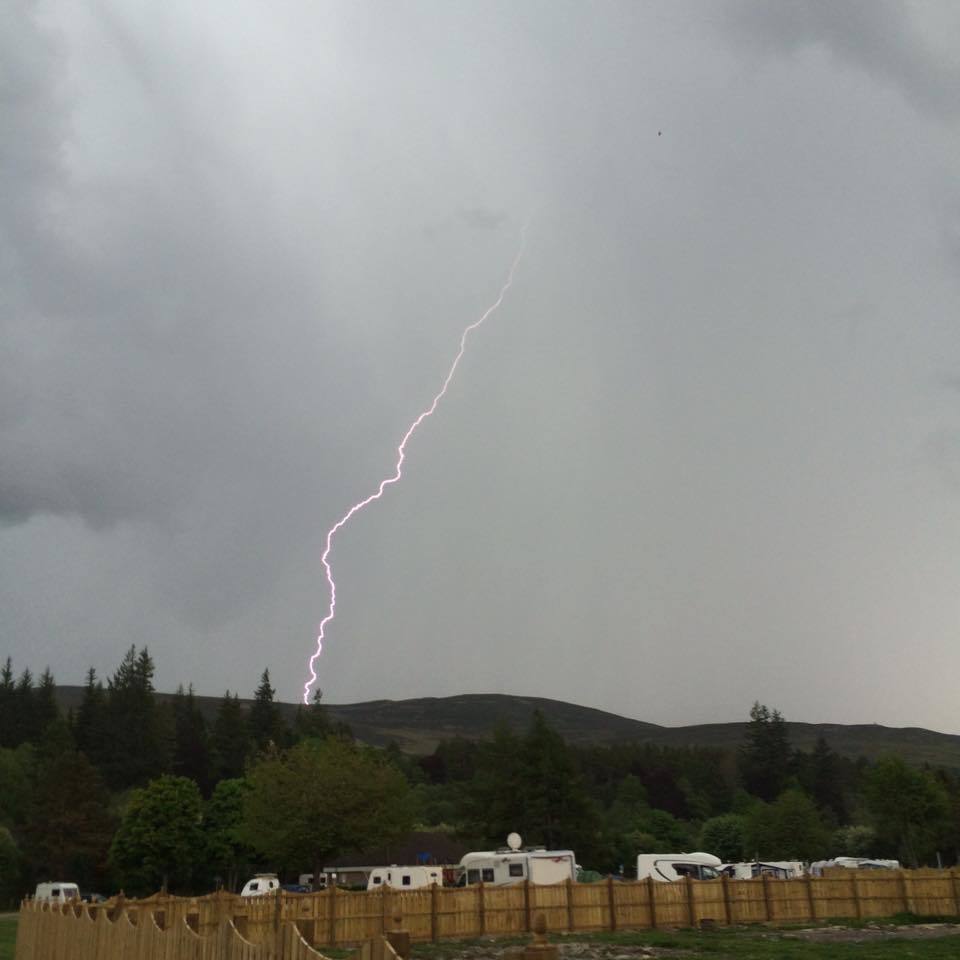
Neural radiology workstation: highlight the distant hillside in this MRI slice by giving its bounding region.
[54,688,960,769]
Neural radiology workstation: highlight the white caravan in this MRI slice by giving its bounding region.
[809,857,900,876]
[35,882,80,903]
[460,834,576,886]
[636,852,722,882]
[366,866,443,891]
[240,874,280,897]
[721,861,805,880]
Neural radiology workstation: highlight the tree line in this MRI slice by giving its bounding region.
[1,652,958,907]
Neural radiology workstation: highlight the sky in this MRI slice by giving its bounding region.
[3,0,960,732]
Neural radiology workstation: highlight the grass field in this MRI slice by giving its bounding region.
[0,914,17,960]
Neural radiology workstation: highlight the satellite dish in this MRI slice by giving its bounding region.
[507,832,522,851]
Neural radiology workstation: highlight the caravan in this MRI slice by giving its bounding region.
[366,866,443,891]
[636,852,722,882]
[809,857,900,876]
[721,861,805,880]
[460,834,576,886]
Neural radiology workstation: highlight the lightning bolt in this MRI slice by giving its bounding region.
[303,227,528,704]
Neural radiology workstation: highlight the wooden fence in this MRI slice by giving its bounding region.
[17,869,960,958]
[14,895,401,960]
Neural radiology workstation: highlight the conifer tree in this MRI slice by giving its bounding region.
[738,702,792,802]
[171,684,212,794]
[249,668,288,751]
[101,646,170,788]
[211,691,250,781]
[0,659,15,749]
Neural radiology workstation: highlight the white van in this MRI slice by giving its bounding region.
[240,874,280,897]
[35,882,80,903]
[636,852,722,882]
[366,866,443,891]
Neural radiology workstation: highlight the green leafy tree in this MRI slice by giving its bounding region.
[0,746,34,829]
[24,750,114,886]
[699,814,747,862]
[833,824,877,857]
[240,737,415,882]
[738,702,792,802]
[0,827,24,909]
[742,789,830,860]
[293,689,332,742]
[211,691,250,781]
[468,720,525,841]
[202,779,253,892]
[109,775,204,894]
[865,755,952,867]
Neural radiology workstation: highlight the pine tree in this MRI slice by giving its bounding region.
[0,658,15,749]
[101,646,170,788]
[33,667,60,736]
[738,702,792,801]
[293,689,331,742]
[211,692,250,781]
[12,669,35,748]
[74,668,109,771]
[249,669,287,751]
[171,684,212,794]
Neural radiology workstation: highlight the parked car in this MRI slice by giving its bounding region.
[80,892,107,903]
[281,884,311,894]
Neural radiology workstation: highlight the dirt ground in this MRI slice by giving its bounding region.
[414,924,960,960]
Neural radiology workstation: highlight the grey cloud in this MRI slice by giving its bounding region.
[727,0,960,121]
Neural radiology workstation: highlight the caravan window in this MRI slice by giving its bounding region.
[372,877,382,885]
[482,869,495,883]
[249,883,258,892]
[508,863,524,878]
[402,875,411,886]
[467,870,480,884]
[672,864,696,879]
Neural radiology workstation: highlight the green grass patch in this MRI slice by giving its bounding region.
[412,927,960,960]
[0,914,18,960]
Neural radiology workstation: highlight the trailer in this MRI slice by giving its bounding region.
[459,834,576,886]
[366,865,443,890]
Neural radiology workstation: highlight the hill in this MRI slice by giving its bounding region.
[54,688,960,769]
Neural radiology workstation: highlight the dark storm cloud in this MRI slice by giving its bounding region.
[3,1,960,731]
[727,0,960,120]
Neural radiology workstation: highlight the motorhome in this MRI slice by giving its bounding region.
[721,861,805,880]
[809,857,900,876]
[35,882,80,903]
[460,834,576,886]
[366,866,443,891]
[240,874,280,897]
[636,852,722,882]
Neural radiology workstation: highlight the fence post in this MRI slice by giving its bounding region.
[762,874,773,923]
[720,875,731,926]
[478,882,486,935]
[431,881,439,943]
[951,868,960,916]
[902,870,914,914]
[382,886,391,936]
[524,879,532,932]
[804,875,816,922]
[273,885,283,959]
[566,877,575,932]
[647,877,657,929]
[851,872,862,921]
[685,876,696,928]
[328,881,337,946]
[607,876,617,932]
